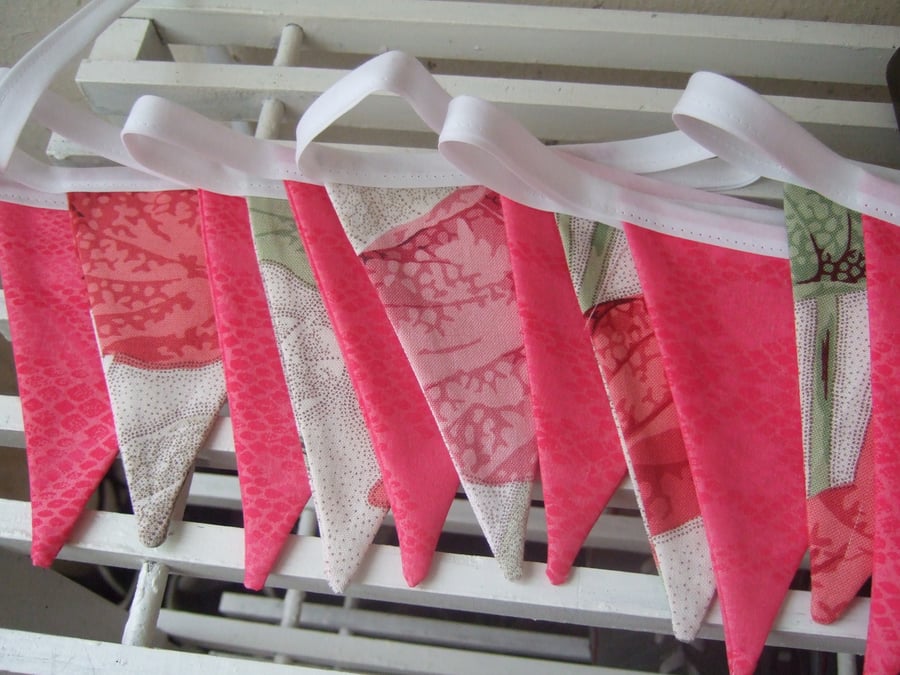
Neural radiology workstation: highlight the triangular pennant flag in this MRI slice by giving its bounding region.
[284,181,458,587]
[325,184,538,579]
[783,185,875,623]
[860,213,900,675]
[499,199,627,584]
[0,201,118,566]
[197,191,312,590]
[246,196,387,592]
[69,191,226,547]
[624,223,806,675]
[552,211,715,641]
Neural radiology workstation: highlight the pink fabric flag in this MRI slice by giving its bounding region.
[0,201,118,566]
[285,181,459,587]
[325,184,539,579]
[69,191,227,548]
[860,214,900,675]
[499,199,627,584]
[197,190,311,590]
[624,224,807,675]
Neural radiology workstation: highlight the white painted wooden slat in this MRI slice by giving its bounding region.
[75,60,899,166]
[88,17,173,62]
[0,627,344,675]
[157,610,615,675]
[122,0,898,85]
[187,472,649,551]
[0,393,238,468]
[218,593,593,662]
[0,498,869,653]
[0,394,641,507]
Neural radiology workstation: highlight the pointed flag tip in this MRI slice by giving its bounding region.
[401,557,430,588]
[547,566,569,586]
[30,546,56,568]
[135,510,172,549]
[810,601,843,625]
[327,577,348,595]
[545,563,569,586]
[243,572,268,592]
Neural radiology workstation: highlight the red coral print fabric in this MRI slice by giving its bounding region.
[198,190,311,590]
[861,214,900,675]
[68,191,227,548]
[68,191,220,368]
[285,181,458,587]
[624,224,807,675]
[500,199,626,584]
[587,298,701,536]
[360,188,538,486]
[0,202,118,567]
[806,424,875,623]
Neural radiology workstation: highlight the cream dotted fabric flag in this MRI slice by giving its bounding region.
[247,196,387,592]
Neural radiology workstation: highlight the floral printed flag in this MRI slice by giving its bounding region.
[860,214,900,675]
[197,191,311,590]
[325,184,539,579]
[784,185,875,624]
[549,207,715,641]
[0,201,119,566]
[499,199,628,585]
[68,191,227,548]
[284,181,459,587]
[624,224,806,675]
[246,196,387,592]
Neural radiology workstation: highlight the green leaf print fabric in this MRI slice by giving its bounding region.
[784,184,875,624]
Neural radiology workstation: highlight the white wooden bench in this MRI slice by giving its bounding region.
[3,1,898,672]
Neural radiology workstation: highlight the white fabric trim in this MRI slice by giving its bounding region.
[121,51,760,195]
[439,95,789,257]
[673,71,900,225]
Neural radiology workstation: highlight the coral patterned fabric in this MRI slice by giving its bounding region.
[285,181,458,587]
[0,201,118,566]
[197,191,311,590]
[624,224,807,675]
[784,185,874,624]
[860,214,900,675]
[325,184,539,579]
[246,196,387,593]
[499,199,627,584]
[546,209,715,641]
[69,191,227,548]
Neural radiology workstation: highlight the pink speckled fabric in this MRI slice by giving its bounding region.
[624,224,807,675]
[198,190,311,590]
[499,198,627,584]
[0,201,118,567]
[861,214,900,675]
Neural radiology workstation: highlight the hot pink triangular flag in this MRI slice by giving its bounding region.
[860,214,900,675]
[285,181,458,587]
[624,223,807,675]
[0,201,118,566]
[69,191,227,548]
[197,190,311,590]
[499,198,627,584]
